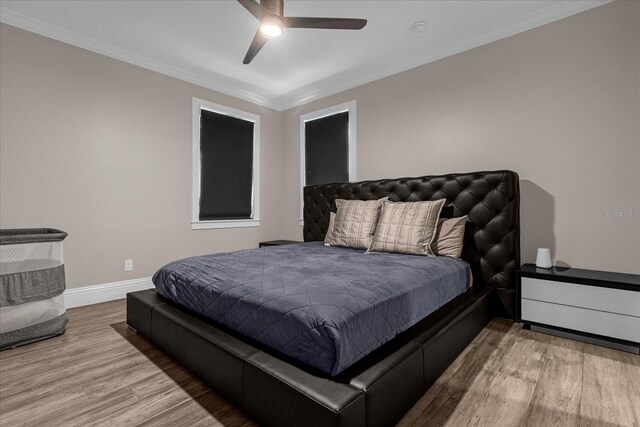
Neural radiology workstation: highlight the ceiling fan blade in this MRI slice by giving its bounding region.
[283,17,367,30]
[237,0,272,21]
[243,30,269,64]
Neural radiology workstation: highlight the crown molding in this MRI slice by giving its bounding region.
[275,0,611,110]
[0,7,280,110]
[1,1,610,112]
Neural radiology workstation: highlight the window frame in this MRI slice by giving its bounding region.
[192,97,260,230]
[299,100,357,225]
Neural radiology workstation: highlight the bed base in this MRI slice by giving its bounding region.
[126,287,492,427]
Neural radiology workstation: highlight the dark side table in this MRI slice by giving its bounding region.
[259,240,302,248]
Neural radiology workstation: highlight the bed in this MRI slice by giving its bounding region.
[127,170,520,427]
[153,242,472,376]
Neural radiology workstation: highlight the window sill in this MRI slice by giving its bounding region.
[191,219,261,230]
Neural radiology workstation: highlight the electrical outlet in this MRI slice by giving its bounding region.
[124,259,133,272]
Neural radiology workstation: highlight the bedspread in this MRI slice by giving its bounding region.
[153,242,470,375]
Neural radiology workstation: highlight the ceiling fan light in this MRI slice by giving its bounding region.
[260,22,283,38]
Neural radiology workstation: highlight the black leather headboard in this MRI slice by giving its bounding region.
[303,170,520,318]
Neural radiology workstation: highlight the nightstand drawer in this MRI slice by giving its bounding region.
[521,277,640,317]
[521,299,640,343]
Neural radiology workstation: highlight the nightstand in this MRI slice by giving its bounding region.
[517,263,640,353]
[258,240,302,248]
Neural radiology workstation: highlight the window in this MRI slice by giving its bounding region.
[299,100,357,224]
[192,98,260,229]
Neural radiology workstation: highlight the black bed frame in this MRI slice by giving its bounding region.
[127,170,520,427]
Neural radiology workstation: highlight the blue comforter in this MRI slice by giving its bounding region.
[153,242,471,375]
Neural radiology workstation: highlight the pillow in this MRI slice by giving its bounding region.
[324,212,336,246]
[431,216,468,258]
[368,199,446,255]
[329,198,387,249]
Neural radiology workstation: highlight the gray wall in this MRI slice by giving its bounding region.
[0,24,284,288]
[280,1,639,273]
[1,1,638,290]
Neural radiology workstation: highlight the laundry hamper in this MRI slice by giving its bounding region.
[0,228,69,350]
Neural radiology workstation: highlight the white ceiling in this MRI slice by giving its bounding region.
[0,0,608,110]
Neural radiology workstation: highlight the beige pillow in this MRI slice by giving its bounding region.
[324,212,336,246]
[431,216,468,258]
[368,199,446,255]
[330,198,387,249]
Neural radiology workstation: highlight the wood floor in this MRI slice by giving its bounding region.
[0,300,638,427]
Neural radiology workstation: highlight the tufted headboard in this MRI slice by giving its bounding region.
[303,170,520,318]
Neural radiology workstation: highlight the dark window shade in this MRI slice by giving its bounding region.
[305,111,349,186]
[199,109,254,221]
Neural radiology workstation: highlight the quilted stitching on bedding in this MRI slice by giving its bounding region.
[153,242,471,376]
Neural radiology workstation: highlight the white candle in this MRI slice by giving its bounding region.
[536,248,552,268]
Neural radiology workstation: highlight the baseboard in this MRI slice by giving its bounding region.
[64,277,153,308]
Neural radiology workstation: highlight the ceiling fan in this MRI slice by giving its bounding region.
[237,0,367,64]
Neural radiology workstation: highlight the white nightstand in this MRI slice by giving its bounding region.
[517,264,640,353]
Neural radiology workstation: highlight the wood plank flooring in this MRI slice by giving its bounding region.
[0,300,638,426]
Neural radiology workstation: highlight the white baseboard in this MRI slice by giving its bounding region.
[64,277,153,308]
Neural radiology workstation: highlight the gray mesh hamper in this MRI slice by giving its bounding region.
[0,228,69,350]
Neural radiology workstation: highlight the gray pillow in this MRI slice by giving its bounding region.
[329,198,387,250]
[368,199,446,255]
[324,212,336,246]
[431,216,468,258]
